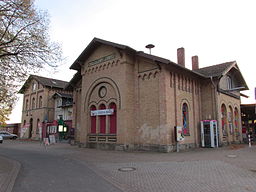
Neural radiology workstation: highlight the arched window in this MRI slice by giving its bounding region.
[227,76,232,90]
[221,104,227,136]
[234,108,239,137]
[109,103,117,134]
[32,81,37,91]
[228,106,233,135]
[182,103,189,135]
[38,96,43,108]
[99,104,106,134]
[32,98,36,109]
[25,99,29,110]
[90,105,96,134]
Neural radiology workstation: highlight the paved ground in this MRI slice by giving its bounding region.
[1,140,256,192]
[0,155,20,192]
[0,140,122,192]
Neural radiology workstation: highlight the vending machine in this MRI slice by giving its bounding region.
[201,120,219,148]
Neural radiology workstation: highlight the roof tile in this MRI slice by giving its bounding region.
[194,61,234,77]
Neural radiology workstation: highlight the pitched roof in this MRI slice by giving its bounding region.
[52,92,72,99]
[68,37,248,91]
[19,75,69,94]
[137,51,204,78]
[69,37,205,79]
[194,61,248,90]
[65,72,82,91]
[194,61,235,77]
[70,38,136,70]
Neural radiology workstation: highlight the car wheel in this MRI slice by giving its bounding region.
[0,141,2,143]
[13,136,17,140]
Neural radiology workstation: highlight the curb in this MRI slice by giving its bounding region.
[0,156,21,192]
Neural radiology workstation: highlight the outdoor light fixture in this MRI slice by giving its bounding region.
[58,125,63,132]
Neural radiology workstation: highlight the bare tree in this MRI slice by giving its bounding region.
[0,0,62,123]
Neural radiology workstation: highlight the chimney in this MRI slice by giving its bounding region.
[192,55,199,70]
[177,47,185,67]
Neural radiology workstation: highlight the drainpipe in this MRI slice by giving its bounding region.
[210,76,218,120]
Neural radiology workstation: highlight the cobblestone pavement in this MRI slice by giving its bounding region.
[90,160,256,192]
[70,145,256,192]
[1,141,256,192]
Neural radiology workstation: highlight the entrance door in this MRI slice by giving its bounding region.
[203,123,211,147]
[29,118,33,138]
[201,120,218,148]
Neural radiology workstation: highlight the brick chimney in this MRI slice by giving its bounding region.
[192,55,199,70]
[177,47,185,67]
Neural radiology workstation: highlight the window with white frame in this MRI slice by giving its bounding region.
[227,76,232,90]
[32,81,37,91]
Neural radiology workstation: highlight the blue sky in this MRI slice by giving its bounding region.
[7,0,256,123]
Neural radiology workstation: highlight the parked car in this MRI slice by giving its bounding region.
[0,131,18,140]
[0,135,3,143]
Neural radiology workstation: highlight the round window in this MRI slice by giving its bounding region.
[99,86,107,98]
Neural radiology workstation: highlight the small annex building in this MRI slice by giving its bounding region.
[19,75,72,139]
[66,38,248,152]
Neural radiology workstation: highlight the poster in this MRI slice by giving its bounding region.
[49,135,56,144]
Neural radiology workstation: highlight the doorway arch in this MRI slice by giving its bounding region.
[221,104,227,138]
[29,118,33,138]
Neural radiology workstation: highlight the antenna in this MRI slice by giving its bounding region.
[145,44,155,54]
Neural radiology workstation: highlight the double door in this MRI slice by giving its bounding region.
[201,120,218,148]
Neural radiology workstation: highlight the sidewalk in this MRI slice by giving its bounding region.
[0,141,255,192]
[0,156,20,192]
[71,144,256,192]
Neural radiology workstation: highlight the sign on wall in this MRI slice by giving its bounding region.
[88,54,116,66]
[20,123,30,138]
[47,125,57,134]
[91,109,114,116]
[176,126,184,141]
[38,122,42,138]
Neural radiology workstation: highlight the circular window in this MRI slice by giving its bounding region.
[99,86,107,98]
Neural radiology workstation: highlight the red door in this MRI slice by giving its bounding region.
[109,103,117,134]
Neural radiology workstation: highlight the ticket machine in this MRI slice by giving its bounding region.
[201,120,219,148]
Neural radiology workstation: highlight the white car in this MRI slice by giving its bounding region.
[0,131,18,140]
[0,135,3,143]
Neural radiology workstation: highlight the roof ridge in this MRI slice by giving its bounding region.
[197,61,235,70]
[93,37,135,51]
[31,74,69,83]
[194,61,236,78]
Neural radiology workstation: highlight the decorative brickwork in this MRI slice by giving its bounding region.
[68,38,248,152]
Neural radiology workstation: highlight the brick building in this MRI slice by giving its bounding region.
[19,75,72,139]
[66,38,248,152]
